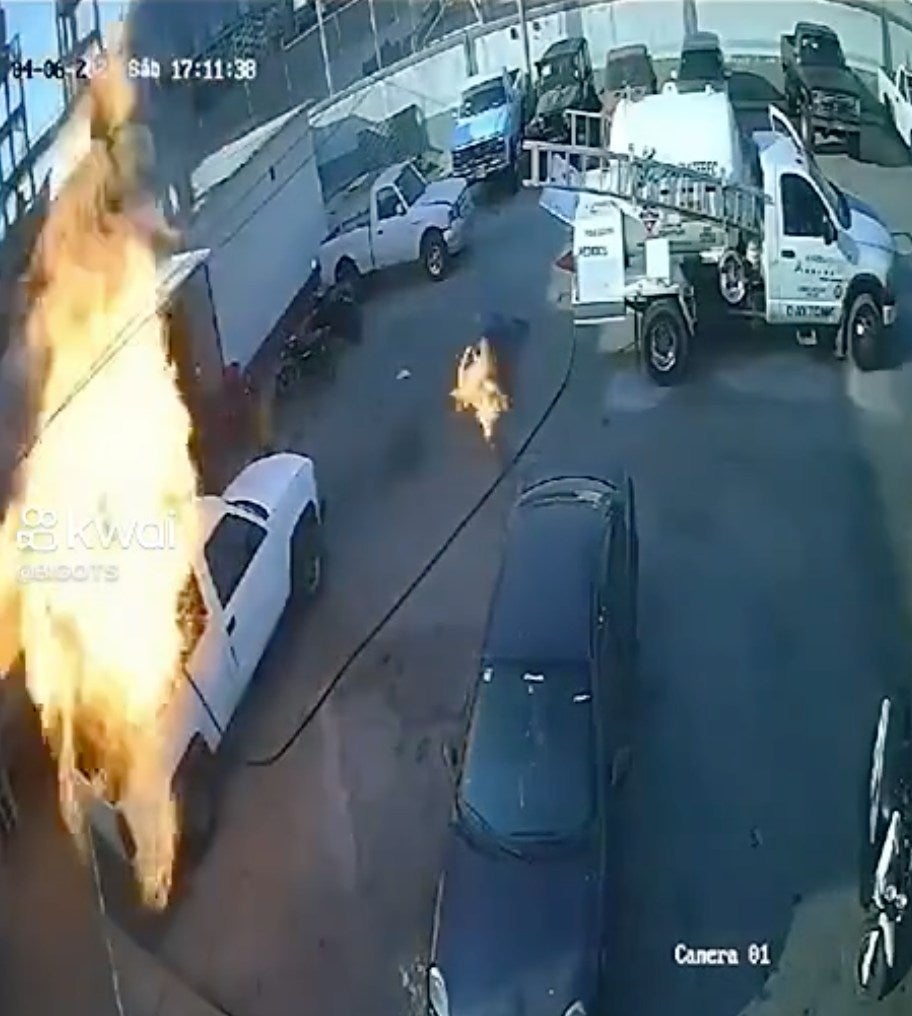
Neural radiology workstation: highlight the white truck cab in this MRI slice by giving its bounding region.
[878,64,912,151]
[755,108,895,329]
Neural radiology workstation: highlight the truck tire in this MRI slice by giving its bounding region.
[847,292,883,372]
[292,507,323,601]
[421,230,449,281]
[335,258,361,300]
[175,739,217,867]
[800,110,815,151]
[642,299,690,386]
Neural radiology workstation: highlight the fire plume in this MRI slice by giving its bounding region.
[0,51,198,908]
[451,339,509,444]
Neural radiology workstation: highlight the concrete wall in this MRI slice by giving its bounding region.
[308,0,912,198]
[188,108,328,369]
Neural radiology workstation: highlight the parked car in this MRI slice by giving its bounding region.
[74,453,325,872]
[526,37,601,143]
[319,161,473,288]
[450,67,526,189]
[602,43,657,124]
[878,63,912,151]
[781,21,861,156]
[428,474,639,1016]
[671,30,728,92]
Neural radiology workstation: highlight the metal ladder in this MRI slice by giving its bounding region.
[524,110,768,237]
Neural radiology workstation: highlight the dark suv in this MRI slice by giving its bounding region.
[428,474,639,1016]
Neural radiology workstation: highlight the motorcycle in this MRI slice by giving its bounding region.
[856,693,912,1000]
[274,281,362,397]
[274,319,336,395]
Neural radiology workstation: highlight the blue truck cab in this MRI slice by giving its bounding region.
[450,67,525,189]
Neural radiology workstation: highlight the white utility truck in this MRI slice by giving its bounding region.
[878,64,912,151]
[528,104,901,384]
[73,453,324,874]
[319,160,473,289]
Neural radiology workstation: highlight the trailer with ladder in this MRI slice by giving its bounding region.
[525,103,901,384]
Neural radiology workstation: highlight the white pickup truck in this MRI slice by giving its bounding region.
[74,452,324,875]
[878,64,912,150]
[320,161,473,288]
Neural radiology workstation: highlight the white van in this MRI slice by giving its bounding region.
[608,82,759,260]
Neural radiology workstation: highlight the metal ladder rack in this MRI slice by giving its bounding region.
[523,111,768,237]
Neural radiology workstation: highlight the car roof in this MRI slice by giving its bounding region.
[682,30,722,52]
[375,161,408,189]
[607,43,649,61]
[540,36,585,60]
[463,69,506,92]
[796,20,835,36]
[483,486,612,664]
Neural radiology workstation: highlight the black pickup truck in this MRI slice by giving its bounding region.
[781,21,861,157]
[525,36,601,143]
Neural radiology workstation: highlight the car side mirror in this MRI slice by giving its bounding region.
[822,218,837,245]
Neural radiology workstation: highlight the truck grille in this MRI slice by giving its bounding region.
[814,93,858,119]
[453,136,503,172]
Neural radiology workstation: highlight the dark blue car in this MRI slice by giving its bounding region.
[428,474,639,1016]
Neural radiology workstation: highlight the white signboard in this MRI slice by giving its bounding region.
[572,197,625,317]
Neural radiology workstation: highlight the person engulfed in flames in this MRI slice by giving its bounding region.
[451,337,510,446]
[0,45,199,909]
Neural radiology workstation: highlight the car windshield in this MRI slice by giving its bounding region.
[799,35,843,67]
[538,56,576,87]
[460,80,506,116]
[457,663,595,843]
[806,154,851,229]
[606,55,650,90]
[679,48,723,81]
[395,164,426,206]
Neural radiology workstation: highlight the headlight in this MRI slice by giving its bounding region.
[428,965,449,1016]
[448,204,457,225]
[563,1003,587,1016]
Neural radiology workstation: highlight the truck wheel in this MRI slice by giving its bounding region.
[847,292,883,372]
[175,740,217,867]
[292,508,323,601]
[335,258,361,300]
[642,300,690,386]
[421,230,449,281]
[800,111,815,151]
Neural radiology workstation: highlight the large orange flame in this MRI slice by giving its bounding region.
[0,50,198,908]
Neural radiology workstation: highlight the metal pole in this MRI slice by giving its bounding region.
[315,0,334,96]
[515,0,532,82]
[368,0,382,71]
